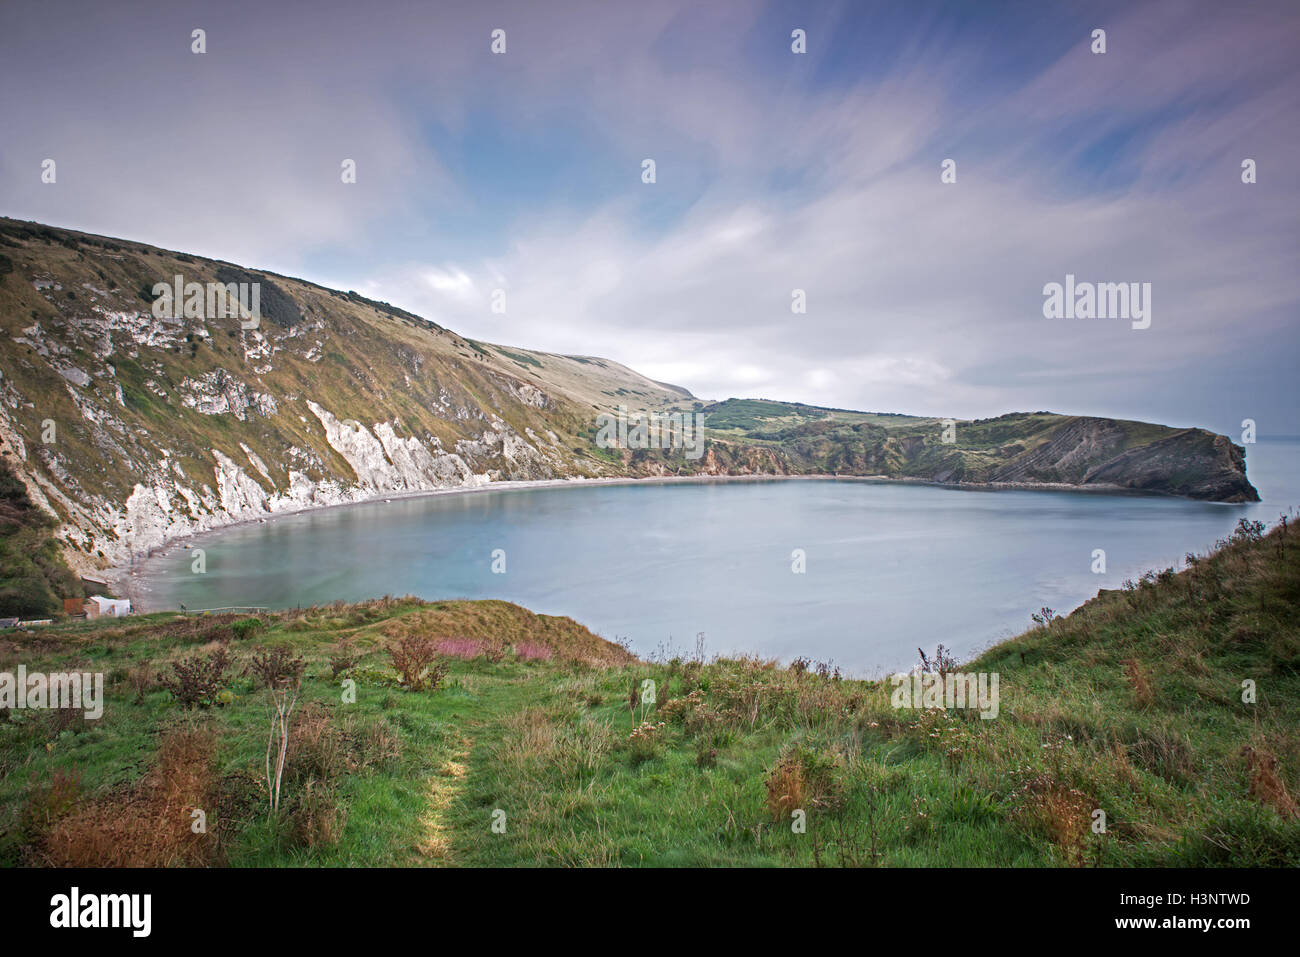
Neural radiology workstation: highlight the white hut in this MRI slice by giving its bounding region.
[85,595,131,618]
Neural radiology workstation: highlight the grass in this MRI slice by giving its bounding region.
[1,519,1297,867]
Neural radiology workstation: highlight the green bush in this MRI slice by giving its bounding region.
[231,616,266,642]
[0,576,58,618]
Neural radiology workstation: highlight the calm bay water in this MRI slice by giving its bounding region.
[135,439,1300,675]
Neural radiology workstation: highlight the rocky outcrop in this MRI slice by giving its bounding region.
[1077,429,1258,502]
[180,369,278,420]
[989,417,1127,484]
[306,400,482,492]
[984,419,1257,501]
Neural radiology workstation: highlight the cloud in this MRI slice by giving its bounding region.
[1,0,1295,434]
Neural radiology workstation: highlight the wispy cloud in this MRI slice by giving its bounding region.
[1,0,1295,433]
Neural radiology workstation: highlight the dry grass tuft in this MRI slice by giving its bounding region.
[41,725,219,867]
[764,744,844,823]
[1241,744,1299,819]
[1011,772,1094,866]
[1122,658,1154,709]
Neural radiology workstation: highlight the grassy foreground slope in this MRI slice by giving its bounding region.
[1,519,1296,867]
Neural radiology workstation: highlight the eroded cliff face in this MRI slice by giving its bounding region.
[0,221,629,576]
[94,408,560,567]
[0,383,570,575]
[984,418,1257,502]
[1078,429,1258,502]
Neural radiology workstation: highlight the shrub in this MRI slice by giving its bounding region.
[917,644,957,677]
[627,721,665,766]
[160,648,231,709]
[1233,518,1266,545]
[660,689,705,726]
[387,635,446,691]
[250,645,305,690]
[349,664,403,688]
[250,646,306,814]
[1030,607,1057,628]
[329,639,359,678]
[231,616,265,642]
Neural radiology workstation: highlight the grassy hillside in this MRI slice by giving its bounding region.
[701,404,1257,502]
[2,516,1295,867]
[699,397,926,432]
[0,460,83,617]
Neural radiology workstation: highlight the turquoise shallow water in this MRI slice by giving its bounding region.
[134,439,1300,675]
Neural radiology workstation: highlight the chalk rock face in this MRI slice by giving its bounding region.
[307,400,399,490]
[373,422,474,487]
[114,480,218,562]
[180,369,277,420]
[516,383,547,408]
[499,377,548,409]
[213,449,271,515]
[302,400,557,493]
[57,365,91,387]
[306,401,481,492]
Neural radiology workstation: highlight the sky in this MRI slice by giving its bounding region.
[1,0,1297,437]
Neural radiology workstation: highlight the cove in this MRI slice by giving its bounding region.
[131,440,1300,675]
